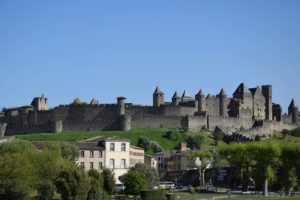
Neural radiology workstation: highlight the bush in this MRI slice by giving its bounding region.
[188,185,195,194]
[140,190,166,200]
[163,131,178,140]
[186,136,202,150]
[290,127,300,137]
[137,137,151,151]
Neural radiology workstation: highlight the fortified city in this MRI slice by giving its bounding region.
[0,83,298,138]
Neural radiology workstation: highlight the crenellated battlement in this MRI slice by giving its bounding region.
[0,83,298,135]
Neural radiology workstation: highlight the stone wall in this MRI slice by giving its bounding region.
[207,115,254,131]
[4,121,58,136]
[131,115,184,129]
[187,116,207,131]
[63,119,120,131]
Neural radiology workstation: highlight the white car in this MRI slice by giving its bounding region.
[164,182,175,190]
[115,184,125,193]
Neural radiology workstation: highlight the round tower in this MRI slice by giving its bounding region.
[117,97,126,116]
[153,86,164,107]
[120,114,131,131]
[219,88,228,117]
[172,91,181,106]
[288,99,298,124]
[195,89,206,114]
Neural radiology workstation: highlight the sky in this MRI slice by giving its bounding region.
[0,0,299,112]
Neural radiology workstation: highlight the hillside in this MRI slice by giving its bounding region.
[16,128,215,154]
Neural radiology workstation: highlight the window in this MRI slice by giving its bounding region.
[99,151,103,158]
[110,143,115,151]
[90,151,94,158]
[80,150,85,158]
[121,143,126,151]
[99,162,103,169]
[109,159,115,169]
[121,159,126,169]
[80,162,85,168]
[90,162,94,170]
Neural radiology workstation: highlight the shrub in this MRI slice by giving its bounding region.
[140,190,166,200]
[290,127,300,137]
[137,137,151,151]
[188,185,195,194]
[163,131,178,140]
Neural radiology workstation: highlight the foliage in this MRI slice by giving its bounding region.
[212,127,224,146]
[122,169,147,195]
[185,136,203,150]
[219,142,256,190]
[101,169,115,195]
[55,166,90,200]
[138,136,163,153]
[251,141,281,196]
[137,136,151,150]
[290,127,300,137]
[281,129,290,139]
[140,190,166,200]
[188,185,195,194]
[0,154,34,200]
[278,143,300,194]
[131,163,159,188]
[17,128,214,155]
[163,130,178,140]
[87,169,106,200]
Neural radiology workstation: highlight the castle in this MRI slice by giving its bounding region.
[0,83,299,138]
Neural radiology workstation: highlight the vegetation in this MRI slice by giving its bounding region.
[130,163,159,188]
[218,140,300,196]
[121,169,147,195]
[0,141,113,200]
[17,128,214,154]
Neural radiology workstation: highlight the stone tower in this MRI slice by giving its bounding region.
[172,91,181,106]
[117,97,126,115]
[153,86,164,107]
[195,89,206,114]
[288,99,298,124]
[262,85,273,121]
[219,88,228,117]
[31,94,48,111]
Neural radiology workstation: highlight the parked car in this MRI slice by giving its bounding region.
[115,184,125,193]
[164,182,175,190]
[158,182,166,190]
[175,183,183,190]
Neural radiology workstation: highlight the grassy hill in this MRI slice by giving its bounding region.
[16,128,215,154]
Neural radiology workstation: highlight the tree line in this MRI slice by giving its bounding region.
[218,141,300,196]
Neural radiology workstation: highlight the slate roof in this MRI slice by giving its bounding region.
[153,86,164,95]
[233,83,251,95]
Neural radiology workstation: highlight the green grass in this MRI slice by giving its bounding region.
[219,195,300,200]
[16,128,215,154]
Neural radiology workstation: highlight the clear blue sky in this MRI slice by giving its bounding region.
[0,0,299,112]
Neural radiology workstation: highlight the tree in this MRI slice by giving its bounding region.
[122,169,147,195]
[279,143,300,195]
[281,129,290,139]
[55,167,90,200]
[186,136,203,150]
[87,169,105,200]
[212,127,224,146]
[219,143,255,190]
[0,154,34,200]
[131,163,159,188]
[250,141,281,196]
[188,151,212,186]
[101,169,115,196]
